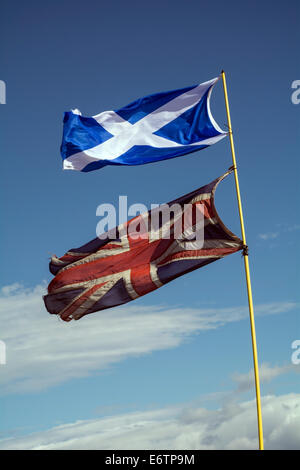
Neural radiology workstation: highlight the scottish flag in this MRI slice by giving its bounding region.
[61,77,227,172]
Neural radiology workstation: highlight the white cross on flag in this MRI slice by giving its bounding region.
[61,77,227,172]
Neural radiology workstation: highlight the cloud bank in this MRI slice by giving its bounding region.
[0,393,299,450]
[0,283,297,394]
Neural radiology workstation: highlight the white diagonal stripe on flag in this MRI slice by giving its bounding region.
[64,77,226,171]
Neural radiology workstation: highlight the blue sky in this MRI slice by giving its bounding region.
[0,0,299,450]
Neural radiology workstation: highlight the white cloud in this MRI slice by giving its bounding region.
[0,283,297,394]
[1,283,24,296]
[258,223,300,242]
[285,224,300,233]
[258,232,279,241]
[0,394,299,450]
[232,363,297,393]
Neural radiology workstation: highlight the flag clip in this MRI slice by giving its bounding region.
[228,165,236,172]
[242,244,249,256]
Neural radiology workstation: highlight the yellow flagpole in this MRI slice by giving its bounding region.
[221,70,264,450]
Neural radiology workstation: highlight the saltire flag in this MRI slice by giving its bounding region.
[61,77,227,172]
[43,172,242,321]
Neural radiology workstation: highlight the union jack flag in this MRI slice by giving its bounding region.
[43,172,242,321]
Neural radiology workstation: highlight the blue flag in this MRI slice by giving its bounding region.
[61,77,227,172]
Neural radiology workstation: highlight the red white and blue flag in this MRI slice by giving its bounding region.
[43,172,242,321]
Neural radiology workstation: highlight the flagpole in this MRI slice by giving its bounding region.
[221,70,264,450]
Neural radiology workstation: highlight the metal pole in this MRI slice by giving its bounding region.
[221,70,264,450]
